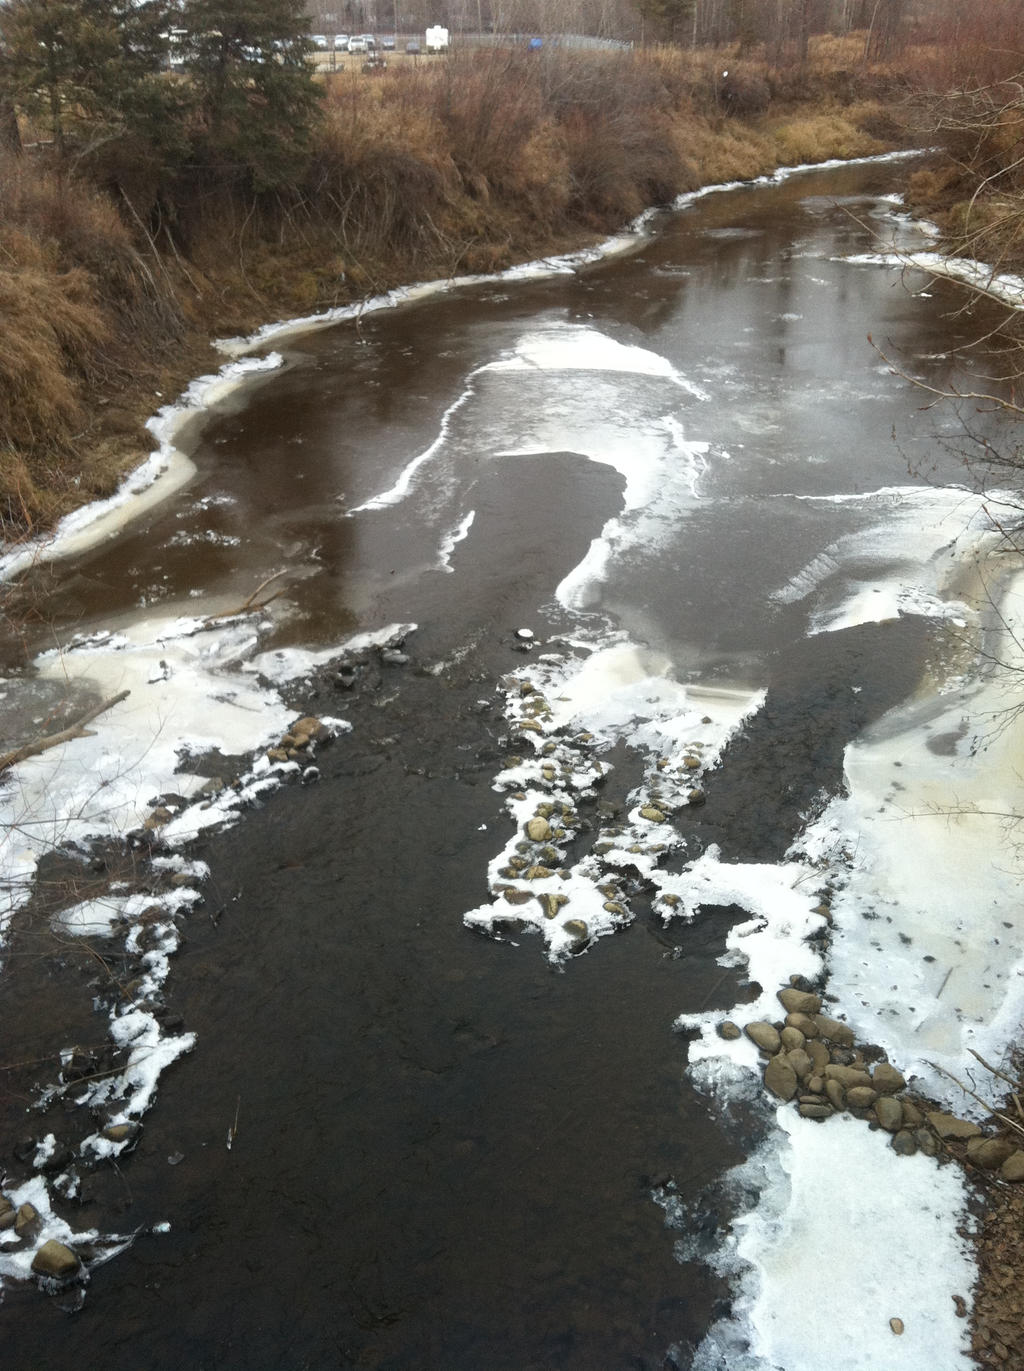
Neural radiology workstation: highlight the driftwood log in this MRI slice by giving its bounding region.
[0,690,130,775]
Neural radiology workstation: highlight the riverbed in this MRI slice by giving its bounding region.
[0,155,1019,1369]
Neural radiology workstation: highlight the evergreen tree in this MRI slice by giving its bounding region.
[0,0,183,161]
[180,0,319,189]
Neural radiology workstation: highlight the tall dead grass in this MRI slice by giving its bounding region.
[0,153,184,529]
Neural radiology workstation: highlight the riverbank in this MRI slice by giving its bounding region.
[0,39,906,548]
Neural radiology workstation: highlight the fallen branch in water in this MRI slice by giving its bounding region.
[203,570,289,625]
[0,689,130,775]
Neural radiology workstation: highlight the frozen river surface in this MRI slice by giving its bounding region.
[0,157,1020,1369]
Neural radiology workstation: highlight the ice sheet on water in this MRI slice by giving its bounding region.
[689,1113,974,1371]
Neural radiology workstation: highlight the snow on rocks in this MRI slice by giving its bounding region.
[463,641,760,960]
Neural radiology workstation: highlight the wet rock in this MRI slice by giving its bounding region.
[927,1111,982,1140]
[812,1014,855,1046]
[806,1075,824,1093]
[266,747,289,763]
[966,1136,1017,1170]
[778,988,822,1016]
[780,1026,806,1052]
[764,1054,798,1101]
[501,889,532,906]
[602,901,626,915]
[786,1011,819,1039]
[683,755,701,769]
[640,806,666,823]
[380,650,409,666]
[717,1021,741,1041]
[15,1203,41,1240]
[687,788,706,806]
[564,919,589,944]
[798,1101,833,1120]
[892,1130,918,1157]
[143,806,172,830]
[847,1085,878,1110]
[823,1064,873,1090]
[0,1198,14,1231]
[999,1151,1024,1182]
[875,1097,904,1132]
[31,1239,80,1280]
[335,668,358,690]
[825,1079,846,1111]
[525,817,552,842]
[872,1062,906,1094]
[524,866,555,881]
[744,1022,781,1055]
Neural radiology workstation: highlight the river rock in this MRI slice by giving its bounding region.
[744,1022,781,1054]
[292,716,327,741]
[891,1130,918,1157]
[687,788,706,806]
[785,1012,819,1038]
[999,1150,1024,1182]
[717,1021,741,1041]
[786,1048,813,1081]
[538,893,568,920]
[777,988,822,1016]
[640,806,666,823]
[526,817,552,842]
[825,1079,846,1111]
[901,1100,924,1128]
[798,1101,833,1120]
[764,1054,799,1101]
[872,1062,906,1094]
[563,919,589,943]
[824,1064,873,1090]
[780,1026,806,1052]
[14,1203,41,1240]
[807,1040,830,1074]
[812,1014,855,1046]
[524,865,555,880]
[807,1075,824,1093]
[927,1111,982,1140]
[31,1239,80,1280]
[0,1198,14,1231]
[875,1097,904,1132]
[914,1128,939,1158]
[846,1086,878,1109]
[966,1135,1017,1170]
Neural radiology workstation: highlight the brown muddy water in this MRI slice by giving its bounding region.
[0,159,1011,1369]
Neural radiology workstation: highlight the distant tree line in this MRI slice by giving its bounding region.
[307,0,967,53]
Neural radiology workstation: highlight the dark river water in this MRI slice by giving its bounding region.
[0,158,1007,1369]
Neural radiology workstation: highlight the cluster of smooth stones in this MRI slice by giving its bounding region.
[0,1196,79,1281]
[721,980,1024,1178]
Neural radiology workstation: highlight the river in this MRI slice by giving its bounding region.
[0,156,1017,1369]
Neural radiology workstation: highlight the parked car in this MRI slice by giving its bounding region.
[381,35,395,49]
[334,33,350,49]
[347,35,367,52]
[361,34,377,49]
[310,33,328,49]
[405,38,420,53]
